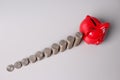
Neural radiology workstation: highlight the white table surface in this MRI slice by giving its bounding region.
[0,0,120,80]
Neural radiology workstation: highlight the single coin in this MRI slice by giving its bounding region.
[74,32,83,46]
[14,61,22,69]
[43,48,52,57]
[67,36,75,49]
[59,40,67,52]
[51,43,60,54]
[21,58,30,66]
[6,64,14,72]
[35,51,44,60]
[29,55,37,63]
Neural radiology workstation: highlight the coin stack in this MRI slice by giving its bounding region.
[6,32,83,72]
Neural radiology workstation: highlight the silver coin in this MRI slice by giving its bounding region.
[29,55,37,63]
[14,61,22,69]
[21,58,30,66]
[51,43,60,54]
[59,40,67,52]
[43,48,52,57]
[74,32,83,46]
[67,36,75,49]
[6,64,14,72]
[35,51,44,60]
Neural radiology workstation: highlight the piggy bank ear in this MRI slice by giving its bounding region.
[100,22,110,29]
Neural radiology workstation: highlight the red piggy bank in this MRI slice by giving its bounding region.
[80,15,110,45]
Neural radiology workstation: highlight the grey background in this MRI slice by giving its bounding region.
[0,0,120,80]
